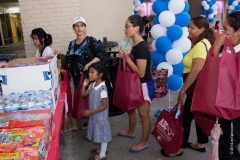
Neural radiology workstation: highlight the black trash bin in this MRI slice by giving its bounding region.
[105,51,125,117]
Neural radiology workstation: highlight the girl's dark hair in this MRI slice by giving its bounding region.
[31,28,52,56]
[226,11,240,32]
[89,62,112,95]
[215,21,220,26]
[142,16,150,25]
[191,16,215,45]
[128,15,144,34]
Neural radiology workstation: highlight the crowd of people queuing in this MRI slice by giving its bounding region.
[12,12,239,160]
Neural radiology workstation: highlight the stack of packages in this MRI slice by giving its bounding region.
[0,56,59,160]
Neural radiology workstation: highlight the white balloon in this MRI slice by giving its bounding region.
[168,0,185,14]
[212,5,217,10]
[237,0,240,2]
[229,5,235,11]
[207,0,211,1]
[208,14,214,19]
[151,0,156,2]
[182,27,189,37]
[201,1,207,6]
[204,4,210,10]
[133,0,139,4]
[213,10,218,15]
[151,40,156,51]
[134,1,141,6]
[232,1,238,6]
[166,49,183,65]
[150,24,167,39]
[172,37,191,53]
[134,6,141,11]
[158,11,176,27]
[156,62,173,77]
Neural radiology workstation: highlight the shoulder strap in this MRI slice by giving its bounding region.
[201,41,208,53]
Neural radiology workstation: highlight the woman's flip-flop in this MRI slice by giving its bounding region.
[117,131,136,139]
[129,145,149,154]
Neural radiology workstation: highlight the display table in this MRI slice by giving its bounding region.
[47,82,67,160]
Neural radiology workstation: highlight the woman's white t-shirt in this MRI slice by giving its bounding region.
[36,46,54,57]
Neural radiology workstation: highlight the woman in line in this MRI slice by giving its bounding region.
[31,28,54,57]
[161,16,215,157]
[55,16,105,132]
[118,15,154,154]
[213,11,240,160]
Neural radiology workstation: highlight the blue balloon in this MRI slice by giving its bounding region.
[172,62,184,77]
[183,1,190,12]
[134,11,138,14]
[211,0,216,3]
[208,1,213,7]
[167,74,183,91]
[202,10,207,15]
[175,12,191,27]
[151,51,166,67]
[167,25,183,42]
[156,36,172,53]
[153,15,160,24]
[209,19,214,23]
[235,5,240,10]
[140,0,144,3]
[228,0,233,6]
[152,0,168,15]
[207,8,214,14]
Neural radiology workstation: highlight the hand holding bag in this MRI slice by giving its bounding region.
[113,54,144,112]
[151,103,184,154]
[72,75,89,119]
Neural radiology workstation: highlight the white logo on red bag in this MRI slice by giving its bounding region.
[157,119,175,142]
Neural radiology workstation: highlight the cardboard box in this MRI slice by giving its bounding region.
[0,127,50,160]
[0,56,59,110]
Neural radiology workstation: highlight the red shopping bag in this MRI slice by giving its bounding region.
[215,39,240,120]
[151,103,184,154]
[113,54,144,112]
[72,75,89,119]
[191,47,222,117]
[194,113,215,136]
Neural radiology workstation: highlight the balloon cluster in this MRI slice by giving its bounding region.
[133,0,143,14]
[151,0,191,91]
[228,0,240,14]
[201,0,218,22]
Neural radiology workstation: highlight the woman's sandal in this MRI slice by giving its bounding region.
[91,149,108,155]
[88,154,107,160]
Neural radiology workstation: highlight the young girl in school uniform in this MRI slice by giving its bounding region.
[82,62,111,160]
[57,54,78,132]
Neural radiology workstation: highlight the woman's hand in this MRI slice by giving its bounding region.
[0,62,7,68]
[83,63,90,70]
[83,79,90,86]
[177,91,185,104]
[83,110,92,117]
[54,49,61,55]
[119,47,131,58]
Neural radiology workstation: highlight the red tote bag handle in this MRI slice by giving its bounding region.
[118,54,132,72]
[169,103,184,125]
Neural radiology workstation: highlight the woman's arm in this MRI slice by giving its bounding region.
[83,57,101,70]
[180,58,205,93]
[82,79,90,97]
[126,56,146,78]
[0,62,7,68]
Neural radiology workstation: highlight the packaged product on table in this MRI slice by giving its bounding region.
[0,110,54,138]
[0,127,50,160]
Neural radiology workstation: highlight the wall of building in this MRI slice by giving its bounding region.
[18,0,132,57]
[188,0,202,18]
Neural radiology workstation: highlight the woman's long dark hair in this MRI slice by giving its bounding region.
[226,11,240,32]
[191,16,215,45]
[31,28,52,56]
